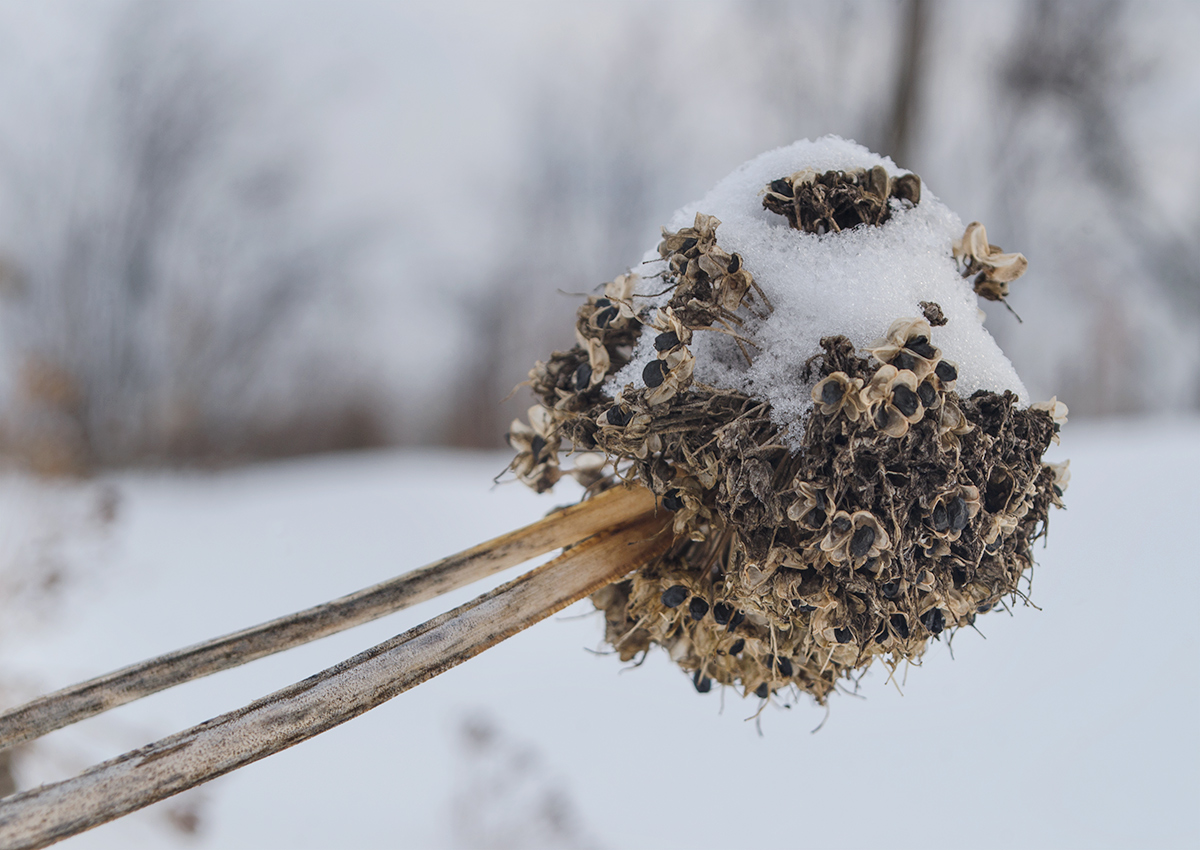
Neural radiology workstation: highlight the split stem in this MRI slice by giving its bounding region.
[0,485,656,752]
[0,513,673,850]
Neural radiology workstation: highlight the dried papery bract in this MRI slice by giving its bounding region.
[509,152,1066,706]
[953,221,1029,301]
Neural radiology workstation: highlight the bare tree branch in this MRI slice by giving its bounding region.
[0,485,657,752]
[0,512,672,850]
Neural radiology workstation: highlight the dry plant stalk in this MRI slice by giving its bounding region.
[0,511,673,850]
[0,485,654,751]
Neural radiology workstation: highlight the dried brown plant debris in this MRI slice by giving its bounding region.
[762,166,921,234]
[953,221,1029,302]
[508,209,1064,708]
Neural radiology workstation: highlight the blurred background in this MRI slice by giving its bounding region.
[0,0,1197,474]
[0,1,1197,848]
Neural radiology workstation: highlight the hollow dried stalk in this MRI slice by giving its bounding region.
[0,485,656,752]
[0,512,672,850]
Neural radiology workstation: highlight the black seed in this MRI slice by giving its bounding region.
[834,627,853,644]
[712,602,734,625]
[917,380,938,407]
[727,253,742,273]
[892,385,920,418]
[594,298,611,308]
[951,567,968,587]
[861,556,878,572]
[874,406,891,430]
[662,489,684,511]
[793,603,816,613]
[921,608,946,635]
[688,597,710,621]
[976,602,994,613]
[932,502,950,533]
[907,339,937,359]
[850,525,876,558]
[729,638,745,655]
[893,351,918,372]
[889,613,910,639]
[820,379,844,406]
[985,538,1002,553]
[948,496,970,532]
[936,360,958,383]
[875,625,889,644]
[595,306,619,328]
[832,515,852,534]
[881,581,900,599]
[727,610,746,632]
[805,506,826,528]
[661,585,688,608]
[643,359,669,388]
[529,435,545,464]
[754,682,770,699]
[769,178,794,198]
[654,331,680,352]
[573,362,592,390]
[693,670,712,693]
[776,657,794,677]
[680,237,698,254]
[605,405,633,427]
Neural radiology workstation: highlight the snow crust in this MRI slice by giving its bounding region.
[611,137,1030,441]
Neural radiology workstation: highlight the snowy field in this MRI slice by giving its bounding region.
[1,417,1197,849]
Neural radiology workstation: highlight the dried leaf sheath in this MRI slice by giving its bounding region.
[0,512,674,850]
[0,484,656,752]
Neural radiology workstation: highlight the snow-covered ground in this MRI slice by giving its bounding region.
[1,418,1197,849]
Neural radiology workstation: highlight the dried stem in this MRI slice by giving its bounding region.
[0,485,656,752]
[0,512,673,850]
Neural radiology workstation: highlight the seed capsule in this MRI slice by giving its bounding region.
[947,496,970,532]
[654,331,680,352]
[643,359,670,388]
[605,405,633,427]
[712,601,734,625]
[892,385,920,418]
[921,608,946,635]
[573,362,592,390]
[849,526,876,558]
[935,361,958,383]
[594,306,619,328]
[661,585,689,608]
[906,338,937,359]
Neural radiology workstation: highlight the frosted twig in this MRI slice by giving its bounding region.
[0,485,657,752]
[0,513,672,850]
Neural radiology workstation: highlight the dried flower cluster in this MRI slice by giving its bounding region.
[508,166,1064,704]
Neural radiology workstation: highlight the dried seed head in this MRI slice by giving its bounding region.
[511,151,1064,710]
